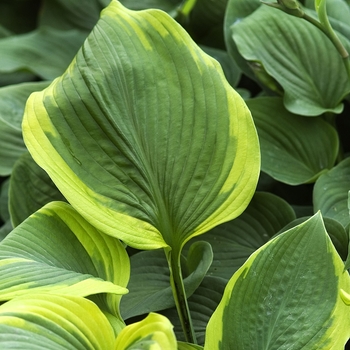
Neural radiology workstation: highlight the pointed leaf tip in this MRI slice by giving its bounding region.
[23,0,260,250]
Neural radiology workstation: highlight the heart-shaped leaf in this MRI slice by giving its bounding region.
[247,97,339,185]
[313,157,350,229]
[0,201,129,309]
[204,213,350,349]
[0,294,115,349]
[9,152,66,226]
[232,6,350,115]
[23,1,260,250]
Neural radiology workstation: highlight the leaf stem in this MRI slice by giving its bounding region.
[166,247,197,344]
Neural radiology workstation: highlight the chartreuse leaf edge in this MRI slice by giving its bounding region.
[22,1,260,343]
[205,212,350,349]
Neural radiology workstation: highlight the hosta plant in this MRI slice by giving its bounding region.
[0,0,349,349]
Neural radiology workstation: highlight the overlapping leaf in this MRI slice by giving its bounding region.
[0,201,129,304]
[121,241,212,319]
[114,313,177,349]
[163,276,227,345]
[23,0,260,250]
[0,179,11,241]
[232,6,350,115]
[205,213,350,349]
[0,27,87,80]
[279,216,349,261]
[313,157,350,229]
[38,0,110,31]
[184,191,296,280]
[247,97,339,185]
[0,82,50,176]
[224,0,262,81]
[9,152,66,226]
[119,0,180,12]
[0,294,116,350]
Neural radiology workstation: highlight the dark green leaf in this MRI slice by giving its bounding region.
[313,157,350,228]
[233,6,350,115]
[0,82,50,176]
[205,213,350,349]
[9,152,66,227]
[184,191,296,280]
[121,241,213,319]
[163,276,227,345]
[0,27,88,80]
[247,97,339,184]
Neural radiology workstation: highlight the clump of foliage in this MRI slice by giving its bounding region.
[0,0,350,349]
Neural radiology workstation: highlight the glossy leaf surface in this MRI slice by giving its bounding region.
[23,0,260,250]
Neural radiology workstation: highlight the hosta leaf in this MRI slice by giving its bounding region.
[0,220,12,242]
[232,6,350,116]
[326,0,350,39]
[0,27,87,80]
[184,191,296,280]
[119,0,180,12]
[121,241,212,319]
[0,82,50,176]
[9,152,66,226]
[0,294,115,350]
[0,179,10,223]
[179,0,228,45]
[313,157,350,228]
[200,45,241,88]
[246,97,339,185]
[0,201,129,304]
[279,216,349,261]
[114,312,177,349]
[39,0,110,31]
[23,0,260,250]
[0,179,12,241]
[224,0,261,80]
[204,213,350,349]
